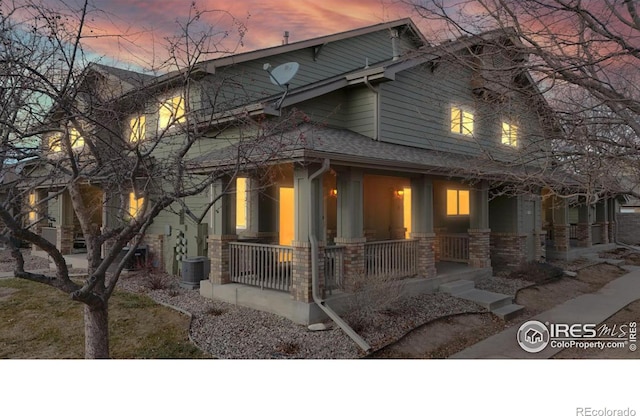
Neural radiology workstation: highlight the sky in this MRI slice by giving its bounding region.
[79,0,418,70]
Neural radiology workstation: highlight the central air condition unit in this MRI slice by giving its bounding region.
[179,257,206,289]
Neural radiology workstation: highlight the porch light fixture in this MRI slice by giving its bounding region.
[394,189,404,198]
[329,188,338,197]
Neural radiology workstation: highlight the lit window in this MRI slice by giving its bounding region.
[130,115,146,142]
[447,189,470,216]
[159,95,185,130]
[502,122,518,146]
[49,134,62,152]
[69,128,84,149]
[28,192,36,222]
[129,192,145,218]
[236,177,248,230]
[279,187,294,247]
[451,106,474,136]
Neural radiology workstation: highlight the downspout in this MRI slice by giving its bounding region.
[363,75,379,141]
[309,159,371,352]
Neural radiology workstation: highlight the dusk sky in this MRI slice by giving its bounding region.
[82,0,418,70]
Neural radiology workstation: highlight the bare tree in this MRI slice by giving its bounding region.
[0,0,302,358]
[402,0,640,201]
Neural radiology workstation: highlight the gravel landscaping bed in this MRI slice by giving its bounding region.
[116,271,528,359]
[0,249,50,272]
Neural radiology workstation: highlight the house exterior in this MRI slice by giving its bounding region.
[29,18,618,324]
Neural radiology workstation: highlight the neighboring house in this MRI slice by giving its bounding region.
[29,18,618,323]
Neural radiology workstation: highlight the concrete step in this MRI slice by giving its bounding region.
[492,303,525,321]
[603,258,625,267]
[455,289,513,311]
[439,279,475,295]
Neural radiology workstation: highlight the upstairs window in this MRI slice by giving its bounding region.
[128,192,145,219]
[159,95,185,130]
[129,115,146,143]
[501,122,518,147]
[48,129,84,152]
[451,106,474,136]
[69,128,84,149]
[446,189,470,216]
[49,134,62,152]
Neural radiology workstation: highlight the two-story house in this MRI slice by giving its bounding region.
[31,18,617,324]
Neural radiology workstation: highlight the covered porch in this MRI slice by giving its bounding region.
[543,192,617,261]
[200,162,493,324]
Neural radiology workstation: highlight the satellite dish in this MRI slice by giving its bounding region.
[265,62,299,87]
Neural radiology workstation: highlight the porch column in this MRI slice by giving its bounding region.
[209,177,237,285]
[608,198,617,243]
[291,164,325,302]
[595,199,609,244]
[552,197,570,253]
[468,181,491,268]
[410,175,436,278]
[334,168,366,290]
[56,191,74,255]
[576,198,592,248]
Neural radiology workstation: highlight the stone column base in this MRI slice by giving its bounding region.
[208,235,237,285]
[57,226,74,255]
[411,232,436,279]
[290,241,324,303]
[553,225,570,252]
[576,223,592,248]
[468,229,491,269]
[334,237,366,292]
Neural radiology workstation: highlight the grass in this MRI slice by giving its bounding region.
[0,278,209,359]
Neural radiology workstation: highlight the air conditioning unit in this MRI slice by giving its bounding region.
[180,257,205,289]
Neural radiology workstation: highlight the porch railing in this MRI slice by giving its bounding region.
[228,242,293,292]
[324,245,345,292]
[364,239,418,279]
[569,224,578,240]
[437,233,469,263]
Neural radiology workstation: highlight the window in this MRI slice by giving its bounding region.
[130,115,146,142]
[451,106,474,136]
[129,192,144,218]
[501,122,518,146]
[28,192,36,222]
[236,177,248,230]
[69,128,84,149]
[49,134,62,152]
[446,189,470,216]
[279,187,294,246]
[159,95,185,130]
[48,129,83,152]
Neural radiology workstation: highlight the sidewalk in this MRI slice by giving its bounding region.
[451,266,640,359]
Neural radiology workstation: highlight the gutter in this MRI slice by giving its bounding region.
[308,159,371,352]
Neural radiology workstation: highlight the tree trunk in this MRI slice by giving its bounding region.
[84,303,109,359]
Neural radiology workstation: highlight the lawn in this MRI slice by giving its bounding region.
[0,278,209,359]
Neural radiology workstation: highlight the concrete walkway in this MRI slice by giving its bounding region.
[451,265,640,359]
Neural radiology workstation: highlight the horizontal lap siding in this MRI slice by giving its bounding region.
[379,63,549,162]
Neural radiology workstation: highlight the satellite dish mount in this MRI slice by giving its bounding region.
[263,62,299,110]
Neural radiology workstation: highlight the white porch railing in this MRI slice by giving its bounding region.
[325,245,345,292]
[228,242,293,292]
[364,239,418,279]
[437,233,469,263]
